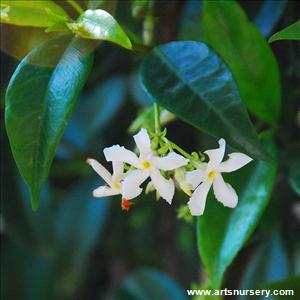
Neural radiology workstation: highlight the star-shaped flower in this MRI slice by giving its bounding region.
[186,139,253,216]
[86,158,123,197]
[103,128,189,204]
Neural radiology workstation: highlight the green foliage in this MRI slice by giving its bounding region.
[201,0,281,126]
[140,41,267,160]
[68,9,132,50]
[0,0,70,28]
[5,35,94,210]
[111,268,187,300]
[269,20,300,43]
[197,132,278,288]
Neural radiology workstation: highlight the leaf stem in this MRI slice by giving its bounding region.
[154,103,161,133]
[164,138,193,161]
[67,0,83,15]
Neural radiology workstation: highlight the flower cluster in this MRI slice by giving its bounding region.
[87,128,253,216]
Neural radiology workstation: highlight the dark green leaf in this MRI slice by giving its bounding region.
[5,35,94,210]
[202,0,281,125]
[197,132,278,288]
[0,0,70,28]
[269,20,300,43]
[112,268,187,300]
[140,41,267,160]
[68,9,132,49]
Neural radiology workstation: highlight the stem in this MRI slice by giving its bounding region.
[164,138,193,160]
[67,0,83,14]
[154,103,161,133]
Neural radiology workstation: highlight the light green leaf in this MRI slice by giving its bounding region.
[197,132,277,288]
[140,41,268,160]
[5,35,94,210]
[269,20,300,43]
[68,9,132,50]
[0,0,70,28]
[202,0,281,126]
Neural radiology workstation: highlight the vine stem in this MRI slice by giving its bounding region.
[154,103,161,133]
[67,0,83,14]
[164,138,193,161]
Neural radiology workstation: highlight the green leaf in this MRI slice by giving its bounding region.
[269,20,300,43]
[140,41,268,160]
[67,9,132,50]
[197,132,278,288]
[0,0,70,28]
[5,35,94,210]
[112,268,187,300]
[202,0,281,126]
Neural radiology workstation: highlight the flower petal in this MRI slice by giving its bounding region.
[87,158,113,186]
[187,180,212,216]
[205,138,226,171]
[218,153,253,173]
[133,128,151,155]
[121,169,149,200]
[104,145,139,168]
[112,161,124,182]
[213,173,238,208]
[152,152,189,170]
[150,168,175,204]
[93,185,120,197]
[186,169,205,190]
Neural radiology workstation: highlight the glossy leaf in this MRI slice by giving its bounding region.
[197,132,278,288]
[202,0,281,126]
[0,0,70,28]
[269,20,300,43]
[68,9,132,49]
[140,41,267,160]
[5,35,94,210]
[112,268,187,300]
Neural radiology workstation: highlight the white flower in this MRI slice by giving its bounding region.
[86,158,123,197]
[186,139,253,216]
[103,128,189,204]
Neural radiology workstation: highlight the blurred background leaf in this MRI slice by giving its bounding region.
[111,268,187,300]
